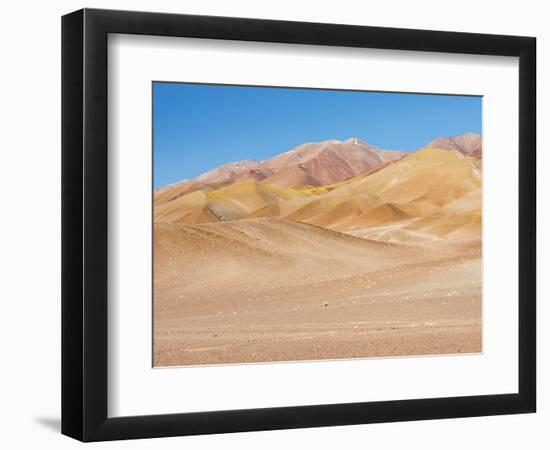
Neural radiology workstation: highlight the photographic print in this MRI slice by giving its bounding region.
[153,82,482,367]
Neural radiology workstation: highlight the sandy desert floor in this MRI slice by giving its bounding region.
[153,218,481,366]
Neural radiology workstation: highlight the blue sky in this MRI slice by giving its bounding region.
[153,82,482,188]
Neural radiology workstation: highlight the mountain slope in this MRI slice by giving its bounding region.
[194,160,258,184]
[154,218,482,365]
[154,135,482,242]
[426,132,482,157]
[155,179,318,224]
[261,138,405,188]
[284,148,481,239]
[188,133,477,190]
[155,138,406,202]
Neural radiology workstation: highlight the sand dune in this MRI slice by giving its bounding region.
[154,218,481,366]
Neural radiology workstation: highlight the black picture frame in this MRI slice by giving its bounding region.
[61,8,536,442]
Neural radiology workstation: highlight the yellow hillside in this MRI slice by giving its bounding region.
[284,148,481,238]
[155,179,317,224]
[154,147,481,241]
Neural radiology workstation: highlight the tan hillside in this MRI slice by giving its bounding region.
[155,137,481,243]
[284,148,481,239]
[155,179,317,224]
[154,218,481,366]
[153,135,483,366]
[156,138,406,203]
[154,180,217,206]
[260,138,405,188]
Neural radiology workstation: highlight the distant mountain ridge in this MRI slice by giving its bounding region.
[426,132,482,157]
[155,133,482,242]
[185,137,406,188]
[160,132,481,191]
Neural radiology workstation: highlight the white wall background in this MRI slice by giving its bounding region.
[0,0,545,448]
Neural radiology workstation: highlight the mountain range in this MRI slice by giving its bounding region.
[154,132,482,242]
[154,132,483,365]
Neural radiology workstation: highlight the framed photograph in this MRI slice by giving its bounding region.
[61,8,536,441]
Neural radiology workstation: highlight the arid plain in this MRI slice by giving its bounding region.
[154,133,482,366]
